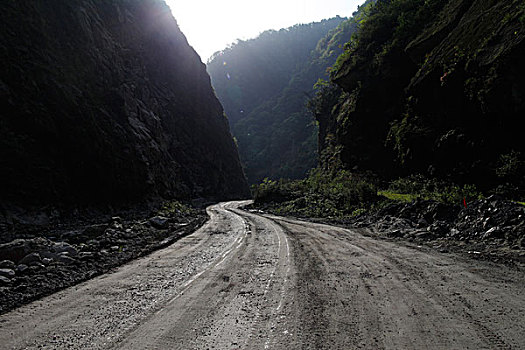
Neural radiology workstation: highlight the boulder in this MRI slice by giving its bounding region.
[52,242,78,256]
[427,221,450,236]
[60,230,85,243]
[110,216,123,230]
[483,227,504,240]
[387,229,404,238]
[416,231,434,240]
[39,250,58,260]
[0,238,50,263]
[28,263,45,271]
[16,264,28,274]
[82,224,109,239]
[56,255,77,265]
[111,216,122,223]
[78,252,94,260]
[423,202,459,224]
[19,252,42,265]
[0,268,16,278]
[149,216,169,229]
[0,260,16,269]
[449,228,460,237]
[0,275,11,286]
[416,218,429,228]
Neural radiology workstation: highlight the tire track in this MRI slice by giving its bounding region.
[270,215,524,349]
[0,203,523,349]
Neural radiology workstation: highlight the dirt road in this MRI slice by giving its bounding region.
[1,201,524,349]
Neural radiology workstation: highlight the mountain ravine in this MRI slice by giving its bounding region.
[0,0,250,209]
[207,18,346,184]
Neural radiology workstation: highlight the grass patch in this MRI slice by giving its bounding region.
[386,175,483,205]
[253,172,493,220]
[377,190,418,202]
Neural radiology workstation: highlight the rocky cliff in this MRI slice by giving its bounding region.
[0,0,250,207]
[318,0,525,196]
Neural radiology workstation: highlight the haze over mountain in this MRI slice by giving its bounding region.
[208,17,348,184]
[165,0,361,60]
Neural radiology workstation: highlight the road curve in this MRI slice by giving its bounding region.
[0,201,524,349]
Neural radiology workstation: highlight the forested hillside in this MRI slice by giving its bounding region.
[251,0,524,262]
[316,0,525,197]
[254,0,525,219]
[208,17,349,183]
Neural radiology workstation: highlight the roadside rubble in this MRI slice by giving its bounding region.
[336,196,525,264]
[0,209,206,314]
[253,195,525,265]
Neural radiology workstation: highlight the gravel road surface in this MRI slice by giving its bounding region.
[0,201,523,349]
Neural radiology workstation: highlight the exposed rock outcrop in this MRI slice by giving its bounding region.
[0,0,249,208]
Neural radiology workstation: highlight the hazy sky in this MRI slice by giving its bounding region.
[165,0,364,62]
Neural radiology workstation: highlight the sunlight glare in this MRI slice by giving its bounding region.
[165,0,361,61]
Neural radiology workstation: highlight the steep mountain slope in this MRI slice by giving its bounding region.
[207,17,347,183]
[315,0,525,196]
[0,0,250,207]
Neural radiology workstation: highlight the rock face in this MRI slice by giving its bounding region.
[319,0,525,193]
[0,0,250,207]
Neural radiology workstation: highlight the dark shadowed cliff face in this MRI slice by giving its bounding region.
[0,0,250,206]
[319,0,524,194]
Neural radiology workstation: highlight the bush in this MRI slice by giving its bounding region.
[252,169,378,217]
[158,200,196,217]
[496,150,525,181]
[388,174,429,194]
[252,178,304,204]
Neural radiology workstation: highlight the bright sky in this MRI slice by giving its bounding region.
[165,0,364,62]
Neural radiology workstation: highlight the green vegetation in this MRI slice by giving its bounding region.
[239,0,525,217]
[490,150,525,198]
[385,175,483,205]
[253,169,378,217]
[208,17,351,184]
[331,0,376,73]
[253,169,489,218]
[306,0,525,202]
[377,191,417,202]
[496,150,525,181]
[158,200,198,217]
[332,0,448,79]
